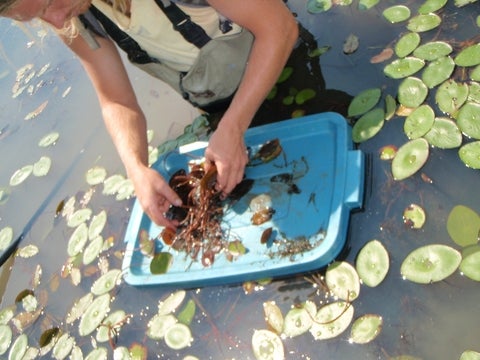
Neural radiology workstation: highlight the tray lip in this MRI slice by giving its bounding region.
[122,112,363,287]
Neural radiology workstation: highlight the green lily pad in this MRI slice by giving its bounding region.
[263,301,284,335]
[349,314,383,344]
[310,302,354,340]
[435,79,469,115]
[0,226,13,251]
[165,323,193,350]
[384,57,425,79]
[9,333,28,360]
[385,94,397,120]
[395,32,421,58]
[325,261,360,301]
[147,313,177,340]
[383,5,411,23]
[455,0,477,6]
[115,179,135,201]
[421,56,455,88]
[102,174,126,195]
[83,235,104,265]
[379,145,397,160]
[392,138,429,181]
[407,13,442,32]
[66,292,93,324]
[404,104,435,139]
[67,223,88,257]
[295,88,316,105]
[52,332,74,360]
[251,329,284,360]
[282,301,316,338]
[96,310,127,342]
[33,156,51,177]
[455,44,480,67]
[456,102,480,139]
[113,347,131,360]
[424,117,462,149]
[397,77,428,108]
[306,0,332,13]
[9,165,33,186]
[91,269,122,295]
[177,299,196,326]
[348,88,382,117]
[84,347,107,360]
[88,210,107,240]
[158,290,186,315]
[400,244,461,284]
[78,293,111,336]
[403,203,427,229]
[460,246,480,281]
[460,350,480,360]
[358,0,380,10]
[352,108,385,143]
[150,252,173,274]
[468,81,480,103]
[38,131,59,147]
[413,41,453,61]
[85,166,107,186]
[0,324,12,355]
[447,205,480,247]
[471,65,480,81]
[356,239,389,287]
[418,0,448,14]
[459,141,480,169]
[67,208,92,228]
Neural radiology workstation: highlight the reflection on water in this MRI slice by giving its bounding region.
[0,1,480,359]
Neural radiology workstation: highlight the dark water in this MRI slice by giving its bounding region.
[0,1,480,359]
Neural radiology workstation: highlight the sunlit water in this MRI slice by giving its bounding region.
[0,1,480,359]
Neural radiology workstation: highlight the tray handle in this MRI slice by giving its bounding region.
[344,150,365,209]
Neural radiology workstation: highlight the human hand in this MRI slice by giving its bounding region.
[132,166,183,228]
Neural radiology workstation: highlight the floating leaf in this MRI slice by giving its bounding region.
[67,208,92,228]
[454,44,480,67]
[115,178,135,201]
[277,67,293,84]
[356,239,389,287]
[383,5,411,23]
[85,347,107,359]
[358,0,380,10]
[435,79,469,115]
[39,327,60,348]
[454,0,477,6]
[38,131,59,147]
[325,261,360,301]
[404,104,435,139]
[67,223,88,257]
[158,290,186,315]
[78,293,111,336]
[379,145,397,160]
[146,314,177,340]
[24,100,48,120]
[150,252,173,274]
[88,210,107,240]
[83,235,104,265]
[306,0,332,13]
[164,323,193,350]
[460,350,480,360]
[16,244,39,258]
[91,269,122,296]
[0,226,13,251]
[385,94,397,120]
[308,45,331,58]
[471,65,480,81]
[392,138,429,180]
[468,81,480,103]
[407,13,442,32]
[456,102,480,139]
[343,33,359,54]
[413,41,453,61]
[384,57,425,79]
[424,117,462,149]
[282,301,316,338]
[113,347,131,360]
[348,88,382,117]
[9,165,33,186]
[447,205,480,247]
[460,246,480,281]
[395,32,421,58]
[32,156,51,177]
[349,314,383,344]
[459,141,480,169]
[85,166,107,186]
[310,302,354,340]
[295,88,316,105]
[403,203,426,229]
[52,332,75,360]
[397,77,428,108]
[263,301,284,335]
[251,329,284,360]
[96,310,127,343]
[0,324,12,355]
[66,292,93,324]
[102,174,126,195]
[418,0,448,14]
[352,108,385,143]
[401,244,461,283]
[422,56,455,88]
[177,299,196,326]
[9,333,28,360]
[370,47,394,63]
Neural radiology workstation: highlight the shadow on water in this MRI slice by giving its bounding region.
[0,1,480,359]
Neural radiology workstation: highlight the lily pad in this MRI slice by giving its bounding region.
[435,79,469,115]
[251,329,284,360]
[421,56,455,88]
[147,314,177,340]
[91,269,122,295]
[325,261,360,301]
[403,203,427,229]
[356,239,389,287]
[397,77,428,108]
[263,301,284,335]
[407,13,442,32]
[0,226,14,251]
[413,41,453,61]
[310,302,354,340]
[115,178,135,201]
[96,310,127,342]
[38,131,59,147]
[33,156,51,177]
[384,57,425,79]
[455,44,480,67]
[471,65,480,81]
[446,205,480,247]
[164,323,193,350]
[158,290,186,315]
[418,0,448,14]
[395,32,421,58]
[282,301,316,338]
[383,5,411,23]
[78,293,111,336]
[82,235,104,265]
[88,210,107,240]
[457,102,480,138]
[385,94,397,120]
[67,208,92,228]
[9,165,33,186]
[52,333,74,360]
[102,174,125,195]
[404,104,435,139]
[352,108,385,143]
[424,117,462,149]
[392,138,429,181]
[400,244,461,284]
[0,324,12,355]
[348,88,382,117]
[84,347,107,360]
[150,252,173,274]
[85,166,107,186]
[379,145,397,160]
[177,299,196,326]
[66,292,93,324]
[306,0,332,13]
[358,0,379,10]
[459,141,480,169]
[468,81,480,103]
[460,350,480,360]
[349,314,383,344]
[295,88,316,105]
[67,223,88,257]
[460,246,480,281]
[9,333,28,360]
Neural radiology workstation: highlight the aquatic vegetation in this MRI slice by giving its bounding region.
[391,138,429,180]
[348,314,383,344]
[355,239,389,287]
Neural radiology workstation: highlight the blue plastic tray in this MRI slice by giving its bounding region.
[122,112,365,287]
